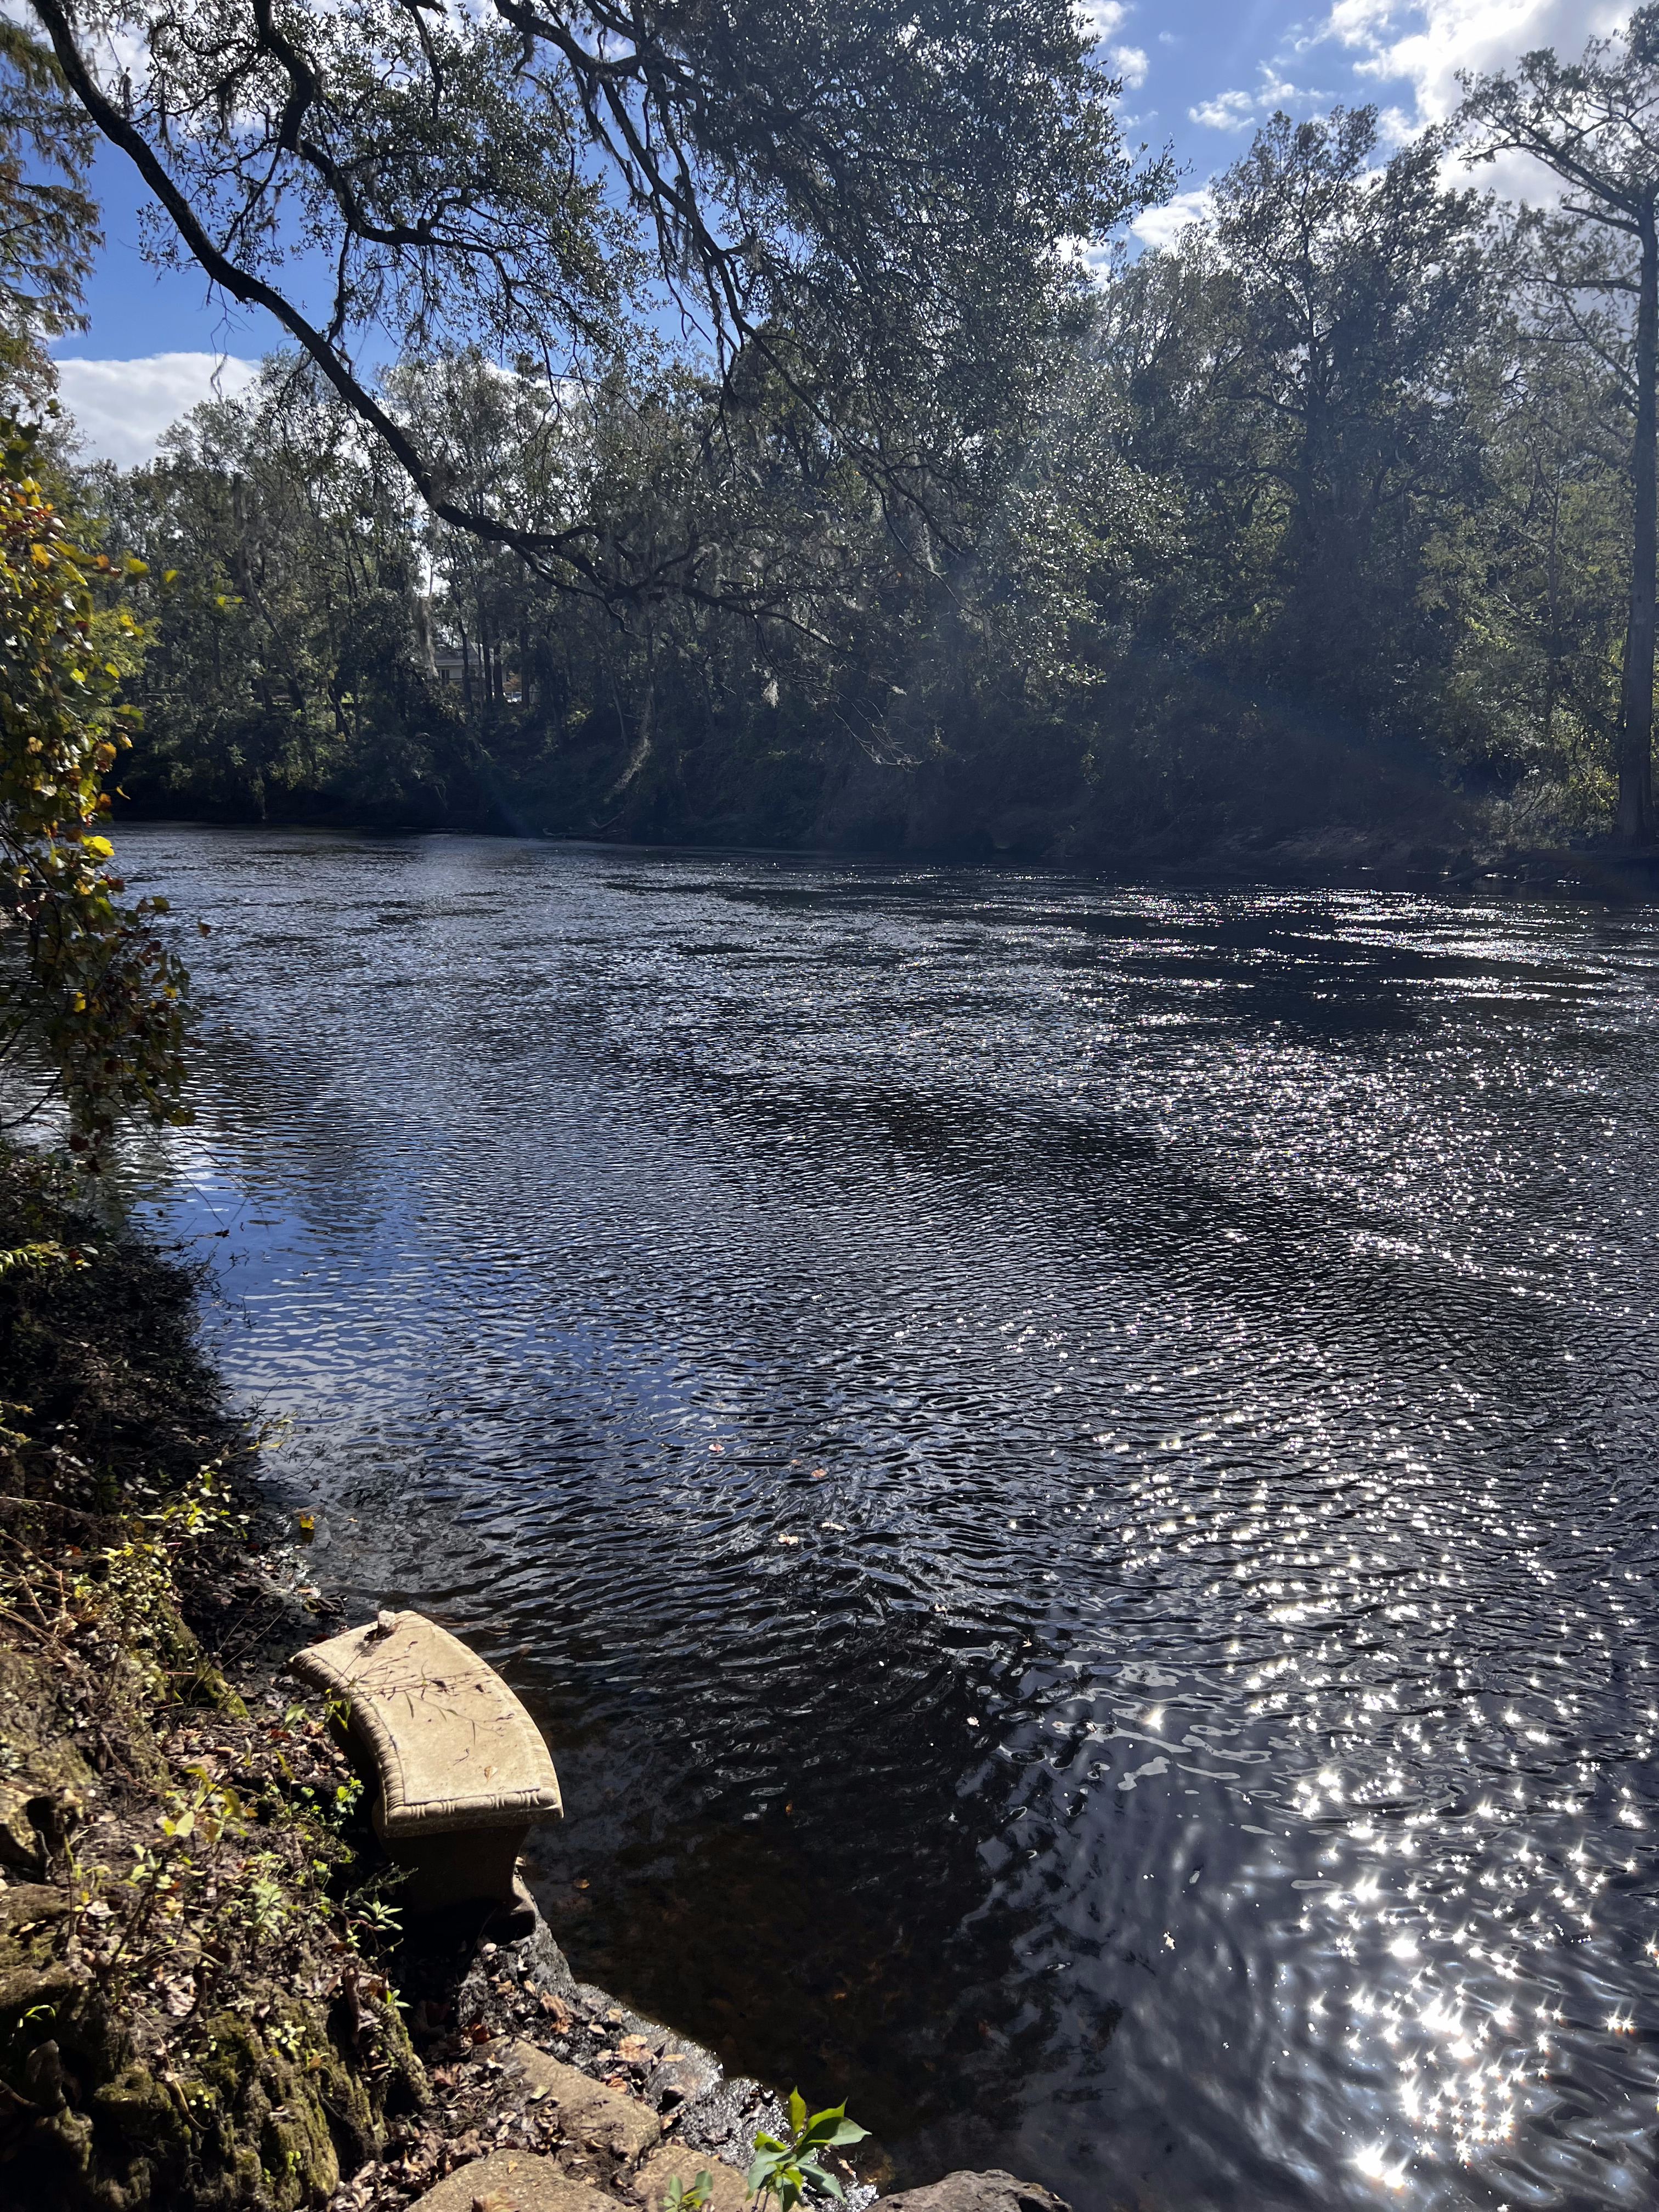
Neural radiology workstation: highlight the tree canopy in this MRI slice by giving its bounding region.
[0,21,100,410]
[1462,5,1659,840]
[24,0,1166,591]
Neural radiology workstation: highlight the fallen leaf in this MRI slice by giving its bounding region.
[617,2033,656,2064]
[538,1991,571,2028]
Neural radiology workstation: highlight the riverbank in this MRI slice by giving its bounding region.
[0,1147,789,2210]
[0,1147,1063,2212]
[0,1141,424,2208]
[0,1146,770,2211]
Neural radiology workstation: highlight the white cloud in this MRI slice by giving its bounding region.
[1188,64,1320,133]
[1111,42,1149,87]
[1130,185,1216,250]
[52,353,261,467]
[1076,0,1127,42]
[1319,0,1627,200]
[1323,0,1623,124]
[1190,87,1257,129]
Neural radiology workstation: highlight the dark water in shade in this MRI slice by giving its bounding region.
[101,822,1659,2212]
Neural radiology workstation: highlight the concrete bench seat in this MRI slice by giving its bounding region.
[291,1609,562,1909]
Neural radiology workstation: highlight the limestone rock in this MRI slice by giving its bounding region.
[412,2148,628,2212]
[0,1649,95,1875]
[645,2049,721,2112]
[879,2172,1072,2212]
[629,2147,749,2212]
[509,2042,662,2163]
[0,1883,70,1931]
[515,1913,579,2000]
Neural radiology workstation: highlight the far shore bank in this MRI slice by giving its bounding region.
[105,804,1659,906]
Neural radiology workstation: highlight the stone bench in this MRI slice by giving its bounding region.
[291,1609,562,1910]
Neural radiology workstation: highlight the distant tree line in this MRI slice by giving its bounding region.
[8,4,1659,861]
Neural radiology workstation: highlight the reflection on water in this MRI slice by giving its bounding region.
[108,825,1659,2211]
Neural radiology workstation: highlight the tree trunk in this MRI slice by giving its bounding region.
[1618,208,1658,845]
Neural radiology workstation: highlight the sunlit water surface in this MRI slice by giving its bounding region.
[102,824,1659,2211]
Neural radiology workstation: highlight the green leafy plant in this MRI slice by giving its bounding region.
[0,417,192,1164]
[662,2174,714,2212]
[0,1238,87,1276]
[746,2091,868,2210]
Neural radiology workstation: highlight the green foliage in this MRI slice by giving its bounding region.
[29,0,1163,573]
[53,37,1655,859]
[0,1235,84,1276]
[1102,106,1492,738]
[0,21,99,411]
[1460,4,1659,840]
[104,362,475,825]
[746,2091,868,2211]
[0,418,193,1159]
[663,2170,715,2211]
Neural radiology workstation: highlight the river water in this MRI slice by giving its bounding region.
[105,822,1659,2212]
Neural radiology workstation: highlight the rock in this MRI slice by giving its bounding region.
[0,1883,70,1931]
[645,2049,720,2113]
[22,2038,66,2112]
[669,2075,786,2170]
[630,2147,749,2212]
[515,1914,579,2000]
[879,2173,1072,2212]
[509,2042,662,2163]
[410,2148,628,2212]
[0,1647,147,1877]
[0,1957,75,2022]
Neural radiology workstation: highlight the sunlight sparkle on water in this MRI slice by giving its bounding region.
[108,833,1659,2211]
[1352,2142,1409,2190]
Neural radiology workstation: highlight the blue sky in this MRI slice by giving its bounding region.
[53,0,1622,464]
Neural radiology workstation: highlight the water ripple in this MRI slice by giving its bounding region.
[109,828,1659,2211]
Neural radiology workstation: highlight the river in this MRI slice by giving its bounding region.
[109,822,1659,2212]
